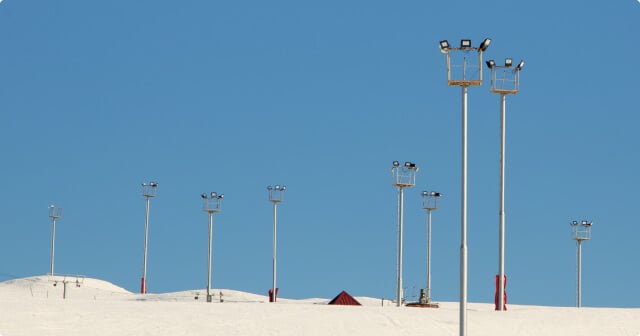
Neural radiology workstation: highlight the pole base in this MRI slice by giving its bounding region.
[140,278,147,294]
[406,302,440,308]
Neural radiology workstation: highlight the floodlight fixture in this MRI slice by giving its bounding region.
[516,60,525,70]
[460,39,472,48]
[505,58,513,68]
[393,160,400,167]
[486,60,496,69]
[439,40,450,53]
[479,38,491,52]
[201,193,207,199]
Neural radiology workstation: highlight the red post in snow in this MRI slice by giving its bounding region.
[494,275,507,310]
[140,277,147,294]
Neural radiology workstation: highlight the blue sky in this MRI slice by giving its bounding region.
[1,0,639,308]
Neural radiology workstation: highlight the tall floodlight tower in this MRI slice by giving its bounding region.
[486,58,524,311]
[140,181,158,294]
[391,161,418,307]
[571,220,592,308]
[202,192,223,303]
[421,191,442,306]
[49,205,62,276]
[267,185,286,302]
[439,37,491,336]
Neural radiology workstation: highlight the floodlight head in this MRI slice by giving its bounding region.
[505,58,513,68]
[50,204,55,208]
[422,191,428,196]
[211,192,217,198]
[281,186,286,191]
[141,183,147,187]
[150,182,157,187]
[516,60,525,70]
[275,185,281,190]
[201,193,207,199]
[404,162,411,167]
[460,39,472,48]
[392,161,400,167]
[439,40,449,53]
[267,185,273,191]
[432,191,441,197]
[479,38,491,52]
[571,220,579,226]
[486,60,495,69]
[218,194,224,199]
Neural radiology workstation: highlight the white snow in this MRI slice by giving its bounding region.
[1,275,639,336]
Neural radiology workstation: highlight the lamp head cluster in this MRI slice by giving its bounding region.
[201,192,224,200]
[439,38,491,53]
[142,181,158,198]
[391,160,418,187]
[571,220,592,227]
[486,58,525,71]
[422,191,442,210]
[268,185,286,203]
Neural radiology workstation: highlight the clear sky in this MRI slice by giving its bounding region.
[1,0,639,308]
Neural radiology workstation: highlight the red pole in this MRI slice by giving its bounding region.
[140,277,147,294]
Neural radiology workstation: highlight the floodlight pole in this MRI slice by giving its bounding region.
[422,191,441,304]
[391,161,418,307]
[571,220,592,308]
[267,185,286,302]
[140,182,158,294]
[202,192,223,303]
[440,38,490,336]
[486,58,524,311]
[49,205,62,276]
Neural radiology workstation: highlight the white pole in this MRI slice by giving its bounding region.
[396,186,404,307]
[460,85,468,336]
[50,217,56,276]
[497,93,507,311]
[272,201,277,302]
[426,209,432,302]
[577,240,582,308]
[141,196,150,294]
[207,211,213,302]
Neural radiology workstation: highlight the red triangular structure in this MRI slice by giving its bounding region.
[328,290,361,306]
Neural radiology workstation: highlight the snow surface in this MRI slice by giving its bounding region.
[1,275,639,336]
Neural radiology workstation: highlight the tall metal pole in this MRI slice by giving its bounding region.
[497,93,507,311]
[141,196,150,294]
[272,201,277,302]
[207,211,214,302]
[50,216,57,276]
[460,85,468,336]
[576,240,582,308]
[426,209,432,301]
[396,186,404,307]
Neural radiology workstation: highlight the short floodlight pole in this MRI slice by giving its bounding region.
[391,161,418,307]
[440,37,490,336]
[49,205,62,276]
[140,181,158,294]
[422,191,442,304]
[487,57,524,311]
[202,192,223,303]
[571,220,592,308]
[267,185,286,302]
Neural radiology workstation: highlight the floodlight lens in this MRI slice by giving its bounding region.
[275,185,280,190]
[505,58,513,67]
[211,192,217,198]
[461,39,471,48]
[404,162,411,167]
